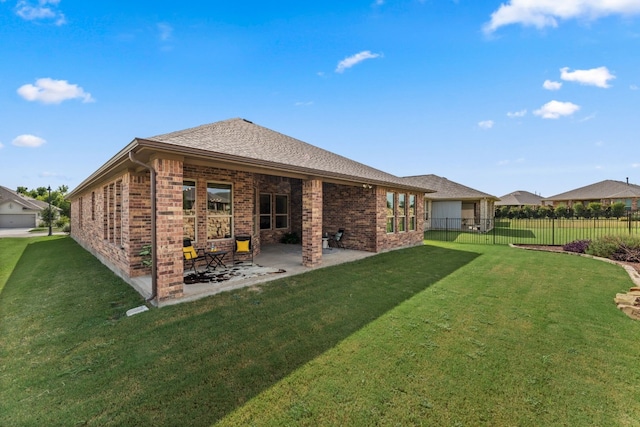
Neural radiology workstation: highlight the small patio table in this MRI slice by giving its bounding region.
[206,250,228,270]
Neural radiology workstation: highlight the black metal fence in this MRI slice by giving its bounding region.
[424,214,640,245]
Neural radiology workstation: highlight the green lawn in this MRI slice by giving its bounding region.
[426,217,640,245]
[2,237,640,426]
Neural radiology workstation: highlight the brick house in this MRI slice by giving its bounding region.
[67,118,431,304]
[544,179,640,212]
[402,174,498,232]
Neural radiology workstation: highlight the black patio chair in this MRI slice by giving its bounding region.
[329,228,345,249]
[183,238,210,274]
[233,235,253,265]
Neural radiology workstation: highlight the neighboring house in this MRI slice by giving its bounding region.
[495,190,546,208]
[67,118,432,304]
[0,186,51,228]
[544,179,640,211]
[402,174,498,232]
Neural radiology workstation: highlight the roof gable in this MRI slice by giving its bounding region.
[0,186,46,211]
[144,118,430,191]
[545,180,640,201]
[402,174,497,200]
[496,190,545,206]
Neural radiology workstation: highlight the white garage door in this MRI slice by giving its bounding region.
[431,201,462,229]
[0,214,36,228]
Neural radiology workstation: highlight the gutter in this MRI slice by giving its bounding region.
[128,151,157,303]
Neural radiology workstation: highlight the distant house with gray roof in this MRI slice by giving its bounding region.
[402,174,498,232]
[495,190,545,208]
[67,118,433,304]
[544,179,640,211]
[0,185,50,228]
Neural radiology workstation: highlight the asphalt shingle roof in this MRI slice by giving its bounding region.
[545,179,640,201]
[401,174,497,200]
[0,186,48,211]
[144,118,430,191]
[495,190,545,206]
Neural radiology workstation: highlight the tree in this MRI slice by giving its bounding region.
[611,202,627,219]
[555,205,567,219]
[573,203,586,219]
[40,205,57,228]
[17,185,71,219]
[587,202,603,219]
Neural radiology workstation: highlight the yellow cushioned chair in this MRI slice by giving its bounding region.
[183,238,208,274]
[233,235,253,265]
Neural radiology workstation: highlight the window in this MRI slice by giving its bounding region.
[398,193,406,232]
[275,194,289,229]
[183,180,196,241]
[207,182,232,239]
[409,195,416,231]
[386,192,395,233]
[259,193,271,229]
[424,198,430,221]
[91,191,95,221]
[259,193,290,230]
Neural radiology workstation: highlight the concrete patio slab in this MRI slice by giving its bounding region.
[130,244,376,307]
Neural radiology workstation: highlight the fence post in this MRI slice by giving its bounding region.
[629,212,632,235]
[552,217,555,246]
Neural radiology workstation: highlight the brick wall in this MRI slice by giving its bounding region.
[182,163,258,257]
[302,179,323,267]
[323,183,377,251]
[70,171,148,282]
[375,186,424,252]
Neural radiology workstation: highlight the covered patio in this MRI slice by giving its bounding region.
[129,243,376,306]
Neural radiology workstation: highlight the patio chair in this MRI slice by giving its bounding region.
[183,238,210,274]
[233,235,253,265]
[329,228,345,249]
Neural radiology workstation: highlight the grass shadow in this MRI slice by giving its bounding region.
[1,239,479,426]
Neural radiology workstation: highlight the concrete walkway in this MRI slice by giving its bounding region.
[132,244,377,307]
[0,227,66,238]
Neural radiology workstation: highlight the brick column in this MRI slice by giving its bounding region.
[152,156,184,301]
[302,178,323,267]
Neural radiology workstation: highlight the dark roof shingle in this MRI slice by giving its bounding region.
[495,190,544,206]
[146,118,430,191]
[401,174,497,200]
[545,180,640,201]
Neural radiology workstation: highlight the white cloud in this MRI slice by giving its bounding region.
[533,100,580,119]
[335,51,382,73]
[483,0,640,34]
[294,101,314,107]
[478,120,494,129]
[631,84,639,90]
[543,80,562,90]
[157,22,173,41]
[17,78,94,104]
[560,66,615,88]
[12,134,46,148]
[632,163,640,168]
[0,142,4,149]
[16,0,66,25]
[507,109,527,118]
[39,171,71,180]
[579,113,597,122]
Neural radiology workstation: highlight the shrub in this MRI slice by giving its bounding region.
[280,232,300,244]
[562,239,591,254]
[586,235,623,259]
[586,235,640,262]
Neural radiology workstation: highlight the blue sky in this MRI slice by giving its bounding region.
[1,0,639,198]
